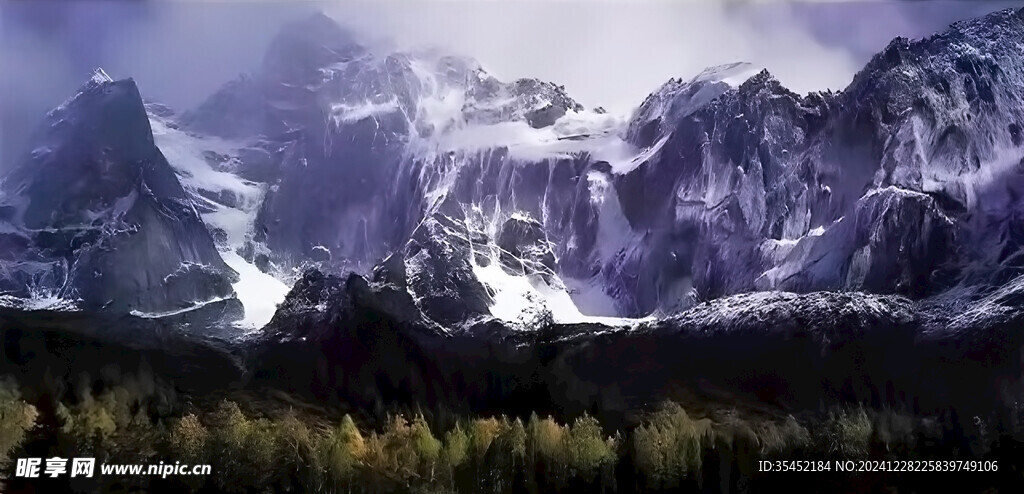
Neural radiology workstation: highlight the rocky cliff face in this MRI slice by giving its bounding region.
[0,70,239,316]
[3,8,1024,333]
[182,13,587,279]
[605,8,1024,314]
[178,8,1024,323]
[755,7,1024,299]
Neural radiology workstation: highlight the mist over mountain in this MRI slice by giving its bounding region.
[1,0,1016,164]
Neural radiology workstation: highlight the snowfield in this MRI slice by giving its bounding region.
[151,117,291,329]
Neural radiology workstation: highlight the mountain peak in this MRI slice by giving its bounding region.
[845,4,1024,107]
[89,67,114,85]
[5,71,165,230]
[736,68,787,95]
[0,68,239,315]
[289,11,357,44]
[262,11,364,82]
[626,63,768,147]
[950,6,1023,30]
[33,71,153,171]
[690,62,765,88]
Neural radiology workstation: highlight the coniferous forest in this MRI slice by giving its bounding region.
[2,376,1022,493]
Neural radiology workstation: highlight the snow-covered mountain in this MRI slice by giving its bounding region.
[199,8,1024,324]
[177,12,644,328]
[0,70,240,318]
[3,8,1024,333]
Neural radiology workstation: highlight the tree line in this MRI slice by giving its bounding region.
[1,376,1021,493]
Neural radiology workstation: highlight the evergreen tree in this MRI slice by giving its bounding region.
[412,414,442,482]
[0,378,37,486]
[168,413,208,462]
[327,414,367,489]
[442,422,470,490]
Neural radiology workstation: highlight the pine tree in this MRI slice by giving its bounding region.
[632,402,710,489]
[564,413,614,482]
[328,414,367,484]
[412,414,441,482]
[0,379,37,485]
[442,422,469,490]
[168,413,208,462]
[527,414,566,490]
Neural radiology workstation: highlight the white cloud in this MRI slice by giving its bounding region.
[323,1,862,113]
[1,0,1013,140]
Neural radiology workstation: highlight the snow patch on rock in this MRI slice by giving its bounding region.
[152,115,290,329]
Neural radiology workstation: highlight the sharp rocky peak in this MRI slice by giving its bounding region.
[625,62,769,148]
[7,69,159,228]
[0,70,239,317]
[186,10,588,141]
[847,7,1024,96]
[262,11,365,80]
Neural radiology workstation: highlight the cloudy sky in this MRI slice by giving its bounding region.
[0,0,1017,161]
[327,0,1017,112]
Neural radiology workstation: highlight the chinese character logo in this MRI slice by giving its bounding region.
[14,458,41,478]
[44,457,67,478]
[71,458,96,478]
